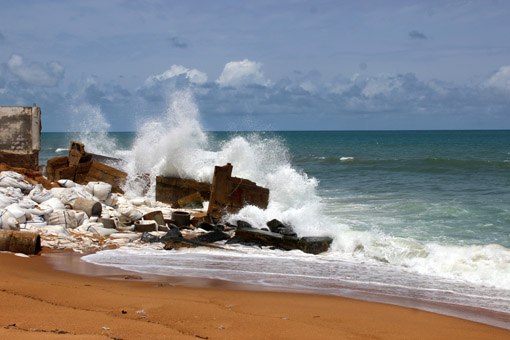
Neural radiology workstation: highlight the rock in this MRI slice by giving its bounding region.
[266,219,297,237]
[235,228,298,250]
[163,236,220,250]
[159,228,183,242]
[236,220,252,229]
[140,232,160,243]
[197,222,215,231]
[234,228,331,254]
[191,230,230,243]
[297,237,333,255]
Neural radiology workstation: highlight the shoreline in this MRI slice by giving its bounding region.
[46,251,510,330]
[1,251,509,340]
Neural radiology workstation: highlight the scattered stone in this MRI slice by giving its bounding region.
[234,228,331,254]
[141,232,160,243]
[297,237,333,255]
[191,230,230,243]
[159,228,183,242]
[164,236,223,250]
[236,220,252,229]
[266,219,297,237]
[196,222,215,231]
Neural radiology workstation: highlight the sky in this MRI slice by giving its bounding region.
[0,0,509,131]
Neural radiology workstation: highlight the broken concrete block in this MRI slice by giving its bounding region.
[177,192,204,209]
[207,163,269,220]
[155,176,211,207]
[84,161,127,193]
[143,210,165,227]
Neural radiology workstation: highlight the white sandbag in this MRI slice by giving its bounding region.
[18,198,39,210]
[0,209,19,230]
[4,203,29,223]
[86,182,112,201]
[0,171,24,180]
[119,207,143,222]
[0,171,33,193]
[104,194,117,207]
[46,210,79,229]
[58,179,76,187]
[0,193,18,209]
[75,211,87,226]
[29,184,54,203]
[0,187,23,200]
[21,220,48,229]
[50,187,94,205]
[43,197,66,212]
[86,224,117,237]
[27,204,54,216]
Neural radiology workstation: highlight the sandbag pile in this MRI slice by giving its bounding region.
[0,170,162,252]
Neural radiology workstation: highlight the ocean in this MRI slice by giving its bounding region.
[39,94,510,327]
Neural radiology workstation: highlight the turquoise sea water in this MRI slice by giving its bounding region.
[42,129,510,327]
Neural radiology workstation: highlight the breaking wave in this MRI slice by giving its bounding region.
[75,90,510,292]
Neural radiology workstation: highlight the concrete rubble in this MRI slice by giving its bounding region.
[0,138,331,255]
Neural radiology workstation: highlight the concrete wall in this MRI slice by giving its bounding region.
[0,106,41,169]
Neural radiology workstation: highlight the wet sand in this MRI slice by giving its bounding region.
[1,252,509,340]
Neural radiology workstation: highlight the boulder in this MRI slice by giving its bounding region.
[297,237,333,255]
[159,228,183,242]
[234,228,332,254]
[191,230,230,243]
[236,220,253,230]
[266,219,297,237]
[163,236,223,250]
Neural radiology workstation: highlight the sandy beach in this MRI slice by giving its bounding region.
[0,251,508,340]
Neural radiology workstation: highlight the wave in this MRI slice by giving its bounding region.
[73,89,510,293]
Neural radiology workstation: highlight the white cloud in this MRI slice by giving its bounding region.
[7,54,64,87]
[144,65,208,86]
[361,75,403,98]
[484,65,510,91]
[216,59,270,87]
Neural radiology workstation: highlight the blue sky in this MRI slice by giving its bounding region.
[1,0,509,131]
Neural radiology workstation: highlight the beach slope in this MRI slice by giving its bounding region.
[0,252,508,340]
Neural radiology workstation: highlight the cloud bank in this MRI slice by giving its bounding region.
[1,56,509,131]
[7,54,64,87]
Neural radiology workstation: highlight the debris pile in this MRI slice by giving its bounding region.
[0,141,332,256]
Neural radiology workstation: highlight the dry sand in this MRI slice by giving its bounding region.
[0,251,508,340]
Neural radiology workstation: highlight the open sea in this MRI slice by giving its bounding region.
[39,95,510,327]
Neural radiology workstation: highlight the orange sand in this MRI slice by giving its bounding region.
[0,252,508,340]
